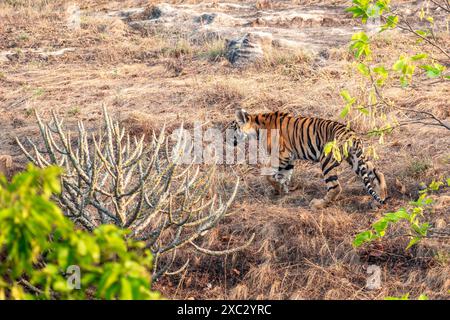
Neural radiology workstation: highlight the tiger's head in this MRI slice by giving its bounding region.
[367,161,388,204]
[229,109,259,146]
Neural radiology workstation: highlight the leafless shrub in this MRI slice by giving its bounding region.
[16,107,254,280]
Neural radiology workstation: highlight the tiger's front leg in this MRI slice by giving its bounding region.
[266,163,295,195]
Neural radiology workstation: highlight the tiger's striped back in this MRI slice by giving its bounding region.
[251,111,357,161]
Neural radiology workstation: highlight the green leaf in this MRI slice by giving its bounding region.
[373,66,388,86]
[120,278,133,300]
[367,4,380,18]
[420,64,446,78]
[332,146,342,162]
[346,6,367,19]
[350,31,371,59]
[381,15,398,31]
[406,237,421,250]
[340,104,351,118]
[411,53,427,61]
[428,180,443,191]
[373,219,389,236]
[340,89,352,102]
[385,293,410,300]
[357,106,370,115]
[415,29,429,40]
[357,63,370,76]
[353,230,374,247]
[324,141,334,156]
[384,209,409,222]
[373,66,388,76]
[392,57,406,72]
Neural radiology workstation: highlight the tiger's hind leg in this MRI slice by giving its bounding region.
[310,154,342,210]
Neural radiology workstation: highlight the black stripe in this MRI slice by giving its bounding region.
[278,113,284,129]
[293,118,301,157]
[298,119,308,160]
[278,163,294,171]
[286,117,295,152]
[284,164,294,171]
[321,155,332,171]
[327,184,339,191]
[305,120,315,160]
[316,119,324,152]
[323,160,340,176]
[325,175,338,183]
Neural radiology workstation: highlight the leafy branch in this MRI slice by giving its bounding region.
[0,165,161,300]
[343,0,450,135]
[353,178,450,249]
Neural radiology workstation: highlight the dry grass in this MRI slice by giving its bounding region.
[1,0,449,300]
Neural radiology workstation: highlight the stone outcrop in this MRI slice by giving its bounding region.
[225,33,266,67]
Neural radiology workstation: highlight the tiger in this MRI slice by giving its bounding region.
[230,109,388,210]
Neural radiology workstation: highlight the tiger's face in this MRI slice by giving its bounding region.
[229,109,259,146]
[367,162,388,203]
[229,120,244,146]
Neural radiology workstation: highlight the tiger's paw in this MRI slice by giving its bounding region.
[272,184,290,196]
[309,198,327,210]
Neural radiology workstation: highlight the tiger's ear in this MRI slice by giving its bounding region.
[235,109,249,125]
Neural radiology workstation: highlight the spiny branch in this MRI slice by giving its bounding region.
[16,106,252,280]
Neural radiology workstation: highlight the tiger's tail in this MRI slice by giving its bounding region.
[347,141,384,204]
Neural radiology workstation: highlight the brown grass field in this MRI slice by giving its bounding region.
[0,0,449,299]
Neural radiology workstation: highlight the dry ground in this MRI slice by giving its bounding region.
[0,0,449,299]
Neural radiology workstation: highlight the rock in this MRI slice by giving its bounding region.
[225,33,267,67]
[147,6,162,20]
[318,49,330,60]
[190,30,222,45]
[195,13,217,25]
[143,3,178,22]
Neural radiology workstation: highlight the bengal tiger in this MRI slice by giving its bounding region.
[230,109,388,210]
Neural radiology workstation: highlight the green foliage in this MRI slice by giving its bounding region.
[324,140,342,162]
[353,179,448,249]
[350,32,371,59]
[380,15,398,31]
[339,90,357,118]
[419,63,447,79]
[341,0,450,133]
[372,65,388,86]
[0,165,160,300]
[346,0,391,24]
[323,137,355,162]
[385,293,428,300]
[392,55,417,87]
